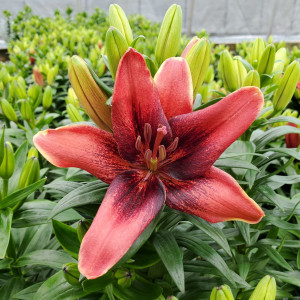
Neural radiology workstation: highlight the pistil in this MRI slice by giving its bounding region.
[152,126,167,159]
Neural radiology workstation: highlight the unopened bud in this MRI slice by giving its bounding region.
[109,4,133,45]
[33,66,44,86]
[285,123,300,148]
[42,86,53,110]
[66,88,80,108]
[77,219,92,242]
[294,81,300,99]
[15,82,27,99]
[204,65,214,83]
[249,275,276,300]
[27,147,39,159]
[0,68,10,85]
[242,70,260,88]
[155,4,182,65]
[47,65,59,85]
[0,128,5,166]
[210,285,234,300]
[219,50,238,92]
[252,37,265,68]
[20,100,33,121]
[114,268,135,288]
[257,44,275,75]
[273,60,300,112]
[233,56,247,88]
[69,55,112,131]
[1,99,18,123]
[18,156,40,189]
[106,26,129,80]
[272,48,288,73]
[183,38,211,98]
[0,142,15,179]
[62,263,80,286]
[28,84,42,109]
[66,104,84,123]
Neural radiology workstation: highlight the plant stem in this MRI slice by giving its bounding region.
[2,179,8,197]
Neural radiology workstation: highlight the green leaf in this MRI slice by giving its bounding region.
[131,35,145,48]
[233,56,253,71]
[152,231,184,292]
[0,277,25,300]
[143,55,158,77]
[261,116,300,126]
[82,271,113,293]
[44,181,83,197]
[235,221,250,246]
[185,214,232,256]
[113,277,163,300]
[214,158,259,171]
[13,282,43,300]
[124,246,160,269]
[14,249,76,270]
[0,258,13,269]
[0,207,13,258]
[33,271,87,300]
[267,270,300,287]
[257,185,285,210]
[0,179,46,209]
[259,147,300,160]
[297,249,300,270]
[49,181,107,218]
[175,233,236,287]
[52,219,80,259]
[13,200,81,227]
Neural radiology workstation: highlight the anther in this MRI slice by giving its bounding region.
[135,135,142,151]
[167,137,179,153]
[158,145,166,161]
[144,149,152,169]
[144,123,152,149]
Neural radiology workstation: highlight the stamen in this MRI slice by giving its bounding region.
[167,137,179,153]
[152,126,167,159]
[135,135,142,151]
[144,123,152,149]
[144,149,152,169]
[158,145,166,161]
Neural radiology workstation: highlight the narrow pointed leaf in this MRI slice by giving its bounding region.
[0,208,13,258]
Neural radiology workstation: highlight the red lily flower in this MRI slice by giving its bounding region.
[33,48,264,279]
[285,122,300,148]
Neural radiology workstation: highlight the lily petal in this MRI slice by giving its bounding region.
[33,124,129,183]
[154,57,193,119]
[112,48,172,162]
[78,170,165,279]
[163,87,264,179]
[163,166,264,223]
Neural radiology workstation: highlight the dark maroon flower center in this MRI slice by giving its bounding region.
[135,123,178,172]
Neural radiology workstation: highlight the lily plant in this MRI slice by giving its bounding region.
[34,48,264,279]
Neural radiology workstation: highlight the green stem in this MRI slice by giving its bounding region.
[17,122,27,131]
[2,178,8,198]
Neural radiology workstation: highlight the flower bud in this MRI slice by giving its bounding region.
[273,60,300,112]
[0,142,15,180]
[210,285,234,300]
[294,82,300,99]
[242,70,260,88]
[233,56,247,88]
[1,99,18,123]
[0,68,10,85]
[47,65,59,85]
[20,99,33,121]
[14,82,27,99]
[109,4,133,45]
[18,156,40,189]
[114,268,135,288]
[249,275,276,300]
[77,219,92,242]
[155,4,182,65]
[66,104,84,123]
[33,66,44,86]
[66,87,80,108]
[272,48,288,73]
[183,38,211,98]
[218,50,238,92]
[28,84,42,109]
[69,55,112,131]
[257,44,275,75]
[42,86,53,110]
[62,263,80,286]
[252,37,265,68]
[0,128,5,166]
[27,147,39,159]
[204,65,214,83]
[106,26,129,80]
[285,122,300,148]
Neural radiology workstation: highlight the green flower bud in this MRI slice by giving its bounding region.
[42,86,53,110]
[0,128,5,166]
[272,48,288,73]
[249,275,276,300]
[114,268,135,288]
[28,84,42,109]
[204,65,214,83]
[252,37,265,68]
[18,156,40,189]
[1,99,18,123]
[210,285,234,300]
[106,26,129,80]
[47,65,59,85]
[185,38,211,98]
[66,104,84,123]
[243,70,260,88]
[27,147,39,159]
[109,4,133,45]
[219,50,238,92]
[155,4,182,65]
[62,263,80,286]
[77,219,92,242]
[257,44,275,75]
[233,56,247,88]
[0,142,15,180]
[66,87,80,108]
[14,82,27,99]
[273,60,300,112]
[0,68,10,85]
[20,100,33,121]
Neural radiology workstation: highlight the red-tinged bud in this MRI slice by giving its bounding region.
[285,123,300,148]
[167,137,179,153]
[33,66,44,86]
[29,49,35,66]
[158,145,166,161]
[144,123,152,148]
[135,135,142,151]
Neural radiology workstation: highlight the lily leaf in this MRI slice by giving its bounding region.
[0,207,13,258]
